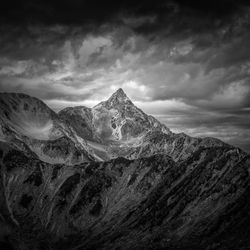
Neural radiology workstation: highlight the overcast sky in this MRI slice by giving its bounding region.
[0,0,250,153]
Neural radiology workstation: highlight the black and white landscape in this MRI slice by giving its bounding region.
[1,1,250,250]
[0,89,250,250]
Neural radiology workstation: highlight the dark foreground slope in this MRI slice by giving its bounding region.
[1,141,250,250]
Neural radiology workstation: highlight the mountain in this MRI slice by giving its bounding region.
[0,93,96,164]
[59,88,170,144]
[1,89,250,250]
[59,106,100,143]
[59,88,172,161]
[59,88,227,162]
[0,141,250,250]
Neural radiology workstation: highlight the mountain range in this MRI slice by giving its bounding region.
[0,89,250,250]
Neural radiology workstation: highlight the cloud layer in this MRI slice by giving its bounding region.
[0,0,250,152]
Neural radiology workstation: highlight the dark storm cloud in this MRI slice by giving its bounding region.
[0,1,249,29]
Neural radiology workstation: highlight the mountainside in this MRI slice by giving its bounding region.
[59,89,227,162]
[1,90,250,250]
[59,89,170,144]
[1,141,250,250]
[59,106,100,143]
[0,93,96,164]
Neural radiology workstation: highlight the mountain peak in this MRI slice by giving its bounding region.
[111,88,128,99]
[106,88,131,106]
[115,88,126,95]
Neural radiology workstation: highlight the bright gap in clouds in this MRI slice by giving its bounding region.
[110,80,150,101]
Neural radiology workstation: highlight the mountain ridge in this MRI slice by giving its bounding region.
[0,90,243,164]
[1,139,250,250]
[94,88,133,109]
[59,88,233,162]
[0,92,97,164]
[60,88,171,140]
[1,89,250,250]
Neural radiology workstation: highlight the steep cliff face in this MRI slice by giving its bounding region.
[59,106,100,143]
[1,142,250,250]
[0,93,96,164]
[92,88,171,142]
[59,88,170,144]
[59,89,229,163]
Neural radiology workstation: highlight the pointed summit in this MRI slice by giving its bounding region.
[105,88,132,107]
[93,88,133,109]
[110,88,128,100]
[115,88,126,95]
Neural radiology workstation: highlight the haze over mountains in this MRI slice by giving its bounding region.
[0,89,250,250]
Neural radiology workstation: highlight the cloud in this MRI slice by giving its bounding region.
[122,15,157,28]
[154,107,250,153]
[0,1,250,152]
[77,36,113,67]
[0,60,30,76]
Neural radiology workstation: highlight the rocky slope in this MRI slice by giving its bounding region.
[0,141,250,250]
[59,88,173,161]
[59,89,228,162]
[0,93,96,164]
[59,106,100,143]
[1,90,250,250]
[59,88,170,144]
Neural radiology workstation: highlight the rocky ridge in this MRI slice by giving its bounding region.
[0,140,250,250]
[0,93,96,165]
[59,89,228,162]
[0,90,250,250]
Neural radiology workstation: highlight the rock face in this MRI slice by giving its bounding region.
[59,88,227,162]
[59,106,100,143]
[0,142,250,250]
[1,89,250,250]
[59,88,170,144]
[92,88,171,141]
[59,88,173,161]
[0,93,96,165]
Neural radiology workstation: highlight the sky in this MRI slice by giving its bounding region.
[0,0,250,153]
